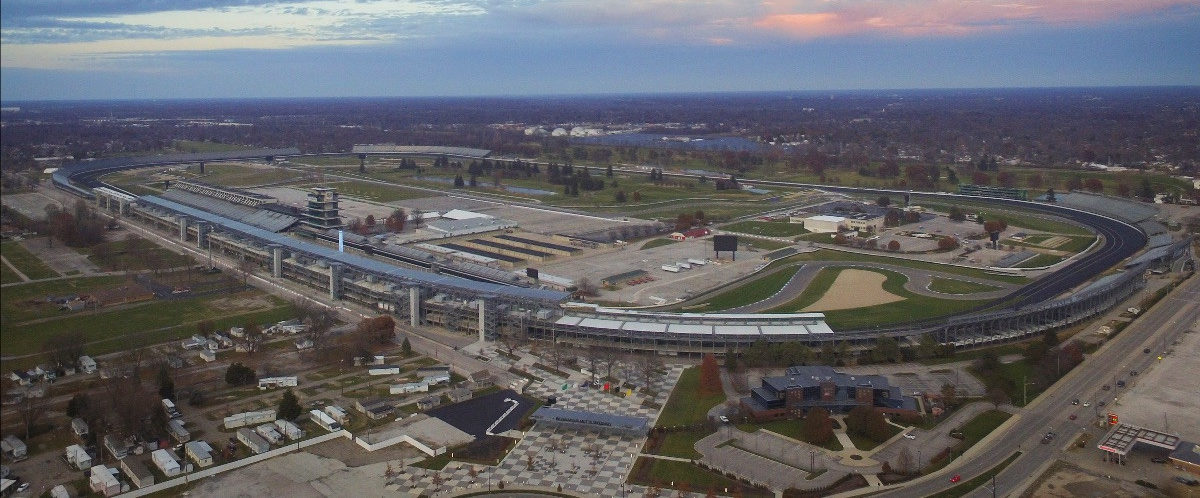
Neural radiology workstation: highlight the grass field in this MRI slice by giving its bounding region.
[657,366,726,427]
[921,202,1090,235]
[689,265,801,312]
[172,140,256,153]
[81,238,194,271]
[767,266,991,329]
[640,238,679,250]
[1,275,126,323]
[629,457,771,497]
[742,238,794,251]
[735,419,844,451]
[2,282,292,359]
[769,249,1028,284]
[928,278,1002,295]
[300,180,429,203]
[847,423,903,452]
[0,261,20,284]
[1004,234,1096,254]
[1,241,59,279]
[722,220,810,238]
[1013,253,1065,268]
[196,162,305,187]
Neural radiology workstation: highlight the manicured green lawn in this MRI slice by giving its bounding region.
[690,265,801,311]
[654,429,712,459]
[928,278,1002,295]
[1,261,22,284]
[922,202,1090,235]
[1,241,59,279]
[630,458,772,497]
[768,249,1028,284]
[766,266,990,329]
[640,238,679,250]
[960,410,1013,443]
[742,238,793,251]
[722,220,810,237]
[81,238,194,271]
[847,423,903,452]
[1013,253,1064,268]
[657,366,726,427]
[306,180,428,203]
[736,419,844,451]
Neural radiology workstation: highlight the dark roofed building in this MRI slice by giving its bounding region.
[742,365,919,421]
[1169,441,1200,476]
[530,407,649,436]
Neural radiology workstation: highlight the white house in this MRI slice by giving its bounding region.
[274,419,304,440]
[78,355,97,374]
[151,449,181,477]
[0,436,26,459]
[309,409,342,432]
[184,440,213,467]
[324,405,349,425]
[65,444,92,470]
[257,376,298,390]
[802,215,846,234]
[88,464,120,497]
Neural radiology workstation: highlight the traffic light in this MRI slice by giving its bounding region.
[1107,413,1118,425]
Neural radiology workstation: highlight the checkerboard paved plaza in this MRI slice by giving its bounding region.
[391,363,688,496]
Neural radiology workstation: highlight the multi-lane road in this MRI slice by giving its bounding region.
[865,272,1199,497]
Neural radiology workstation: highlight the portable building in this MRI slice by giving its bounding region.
[309,409,342,432]
[390,382,429,394]
[417,395,441,410]
[119,457,155,489]
[661,265,679,273]
[184,440,213,467]
[71,418,89,437]
[324,405,349,424]
[199,350,217,362]
[151,448,181,477]
[64,444,92,470]
[50,484,71,498]
[368,366,401,376]
[254,424,282,444]
[687,258,707,266]
[1,436,27,459]
[448,387,473,403]
[167,419,190,443]
[273,420,304,440]
[422,373,450,385]
[78,355,97,374]
[88,464,120,497]
[103,434,127,459]
[162,398,182,418]
[676,261,691,269]
[257,376,298,390]
[224,410,277,429]
[236,428,270,454]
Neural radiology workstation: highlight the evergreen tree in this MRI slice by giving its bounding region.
[454,175,465,188]
[605,164,613,177]
[401,336,412,356]
[278,389,302,420]
[157,365,175,400]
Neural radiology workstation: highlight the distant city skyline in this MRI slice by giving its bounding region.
[2,0,1199,101]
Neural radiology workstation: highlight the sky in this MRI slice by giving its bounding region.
[2,0,1199,101]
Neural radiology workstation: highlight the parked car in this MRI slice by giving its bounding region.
[1144,348,1151,353]
[1102,385,1111,391]
[719,415,730,424]
[1083,401,1091,407]
[1069,414,1077,420]
[1116,380,1126,387]
[1098,401,1107,407]
[1130,370,1138,376]
[950,475,961,483]
[1071,399,1079,405]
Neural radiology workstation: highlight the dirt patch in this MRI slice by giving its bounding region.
[1039,236,1069,248]
[802,269,903,312]
[1024,463,1146,498]
[208,294,274,313]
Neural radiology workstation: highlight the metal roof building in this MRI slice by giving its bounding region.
[161,189,298,232]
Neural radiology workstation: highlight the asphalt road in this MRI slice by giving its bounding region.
[865,272,1200,498]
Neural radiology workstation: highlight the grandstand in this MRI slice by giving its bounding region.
[351,144,491,158]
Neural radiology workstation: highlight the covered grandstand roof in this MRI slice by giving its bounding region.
[554,309,832,337]
[530,407,649,433]
[137,195,570,303]
[351,144,491,158]
[161,189,298,232]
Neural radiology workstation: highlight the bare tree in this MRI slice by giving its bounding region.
[634,351,665,394]
[598,347,622,380]
[238,323,266,355]
[98,375,156,439]
[576,278,599,297]
[497,330,528,357]
[17,391,50,440]
[986,387,1010,409]
[583,345,604,384]
[42,330,86,369]
[896,446,914,474]
[237,257,255,286]
[295,298,338,359]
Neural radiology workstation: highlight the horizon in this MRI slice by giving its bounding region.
[2,1,1198,101]
[4,84,1199,105]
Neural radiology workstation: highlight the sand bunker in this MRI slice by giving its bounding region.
[802,269,904,312]
[1039,236,1069,248]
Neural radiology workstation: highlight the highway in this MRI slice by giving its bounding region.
[864,272,1199,498]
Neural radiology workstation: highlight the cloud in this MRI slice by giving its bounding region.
[753,0,1200,38]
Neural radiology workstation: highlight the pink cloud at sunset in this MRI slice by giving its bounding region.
[753,0,1199,38]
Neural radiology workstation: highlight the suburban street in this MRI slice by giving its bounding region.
[862,272,1200,497]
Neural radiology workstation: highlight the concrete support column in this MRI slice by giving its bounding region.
[178,217,188,242]
[478,300,487,343]
[328,263,342,300]
[272,246,283,278]
[196,223,208,249]
[408,287,421,327]
[119,200,129,216]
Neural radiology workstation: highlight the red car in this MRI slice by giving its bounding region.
[950,475,962,483]
[1069,414,1077,420]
